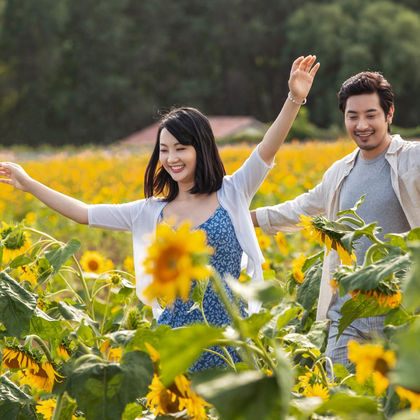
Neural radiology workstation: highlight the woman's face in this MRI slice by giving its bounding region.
[159,128,197,188]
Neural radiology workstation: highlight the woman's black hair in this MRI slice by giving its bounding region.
[144,107,226,201]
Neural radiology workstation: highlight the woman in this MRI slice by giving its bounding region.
[0,55,319,369]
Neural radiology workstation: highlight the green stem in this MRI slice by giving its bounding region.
[100,285,112,334]
[203,348,235,369]
[51,393,64,420]
[336,216,364,227]
[211,274,256,367]
[56,272,84,305]
[255,337,276,371]
[71,255,93,317]
[24,335,53,362]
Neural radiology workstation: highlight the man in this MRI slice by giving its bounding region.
[252,71,420,369]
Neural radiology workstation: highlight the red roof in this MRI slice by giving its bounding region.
[120,116,264,145]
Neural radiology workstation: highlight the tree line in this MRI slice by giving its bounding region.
[0,0,419,146]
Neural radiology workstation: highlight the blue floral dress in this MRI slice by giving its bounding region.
[157,205,244,371]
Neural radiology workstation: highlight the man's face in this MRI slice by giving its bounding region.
[344,93,394,159]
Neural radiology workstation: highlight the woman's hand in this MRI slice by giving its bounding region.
[0,162,33,192]
[288,55,320,103]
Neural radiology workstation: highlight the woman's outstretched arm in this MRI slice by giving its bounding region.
[258,55,320,165]
[0,162,89,224]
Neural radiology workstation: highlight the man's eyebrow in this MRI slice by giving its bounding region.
[346,108,378,114]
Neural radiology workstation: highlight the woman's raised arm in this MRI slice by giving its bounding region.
[258,55,320,165]
[0,162,89,224]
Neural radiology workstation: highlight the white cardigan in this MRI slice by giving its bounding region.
[88,146,273,318]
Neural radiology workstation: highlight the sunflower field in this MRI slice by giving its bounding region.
[1,140,420,420]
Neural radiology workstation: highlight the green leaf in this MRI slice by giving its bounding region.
[0,375,36,420]
[338,294,390,338]
[402,241,420,313]
[125,324,171,353]
[238,311,273,339]
[306,320,329,349]
[302,250,323,272]
[30,307,65,341]
[122,402,143,420]
[105,330,136,348]
[391,317,420,391]
[384,307,411,327]
[337,252,410,295]
[297,261,322,311]
[385,233,407,251]
[0,271,37,337]
[276,304,301,330]
[390,410,420,420]
[9,255,33,269]
[58,301,99,332]
[407,227,420,242]
[157,324,224,386]
[191,278,209,306]
[227,278,284,307]
[45,239,81,272]
[316,391,378,416]
[66,351,153,420]
[193,370,284,420]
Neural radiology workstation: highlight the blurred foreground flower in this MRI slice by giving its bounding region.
[347,340,395,396]
[298,215,356,265]
[395,386,420,411]
[143,221,213,305]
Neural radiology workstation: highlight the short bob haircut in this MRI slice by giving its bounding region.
[144,107,226,202]
[338,71,394,132]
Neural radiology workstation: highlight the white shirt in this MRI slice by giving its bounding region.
[89,146,273,318]
[256,135,420,320]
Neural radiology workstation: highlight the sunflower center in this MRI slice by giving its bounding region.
[88,260,99,271]
[156,246,183,283]
[374,357,389,376]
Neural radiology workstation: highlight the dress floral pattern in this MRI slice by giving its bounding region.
[158,205,244,371]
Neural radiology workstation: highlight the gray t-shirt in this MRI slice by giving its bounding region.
[328,149,410,324]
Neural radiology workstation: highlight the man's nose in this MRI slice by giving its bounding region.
[356,117,369,130]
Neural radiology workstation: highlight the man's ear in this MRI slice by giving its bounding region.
[387,106,395,124]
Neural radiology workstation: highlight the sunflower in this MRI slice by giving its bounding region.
[347,340,395,395]
[123,256,135,272]
[1,222,32,266]
[80,250,106,274]
[302,383,330,401]
[275,232,288,255]
[143,221,213,305]
[17,265,38,287]
[19,361,64,393]
[291,253,306,283]
[2,346,63,393]
[256,229,271,250]
[2,346,40,371]
[395,386,420,411]
[146,373,210,420]
[36,398,77,420]
[350,289,402,309]
[36,399,56,420]
[57,346,70,360]
[298,215,356,266]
